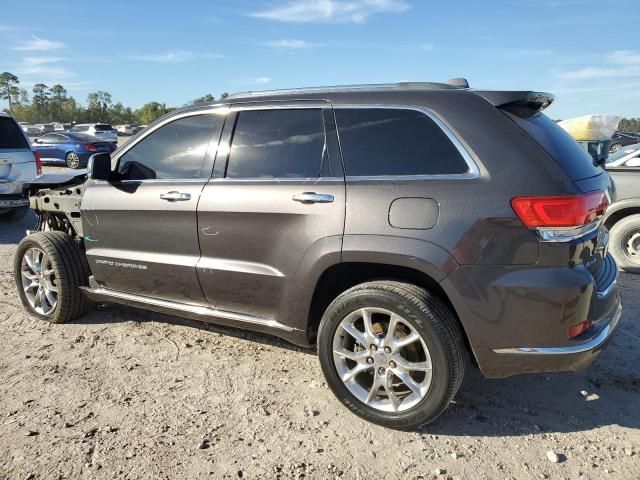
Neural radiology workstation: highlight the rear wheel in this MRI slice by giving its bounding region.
[609,143,622,154]
[609,214,640,273]
[317,281,465,430]
[65,152,81,169]
[14,231,92,323]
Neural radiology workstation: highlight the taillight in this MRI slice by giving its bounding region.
[86,144,97,152]
[33,151,42,175]
[568,320,592,338]
[512,190,608,242]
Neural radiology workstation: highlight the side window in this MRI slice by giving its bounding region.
[226,109,325,179]
[334,108,470,177]
[117,114,223,180]
[38,134,58,143]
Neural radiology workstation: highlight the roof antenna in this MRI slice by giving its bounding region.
[447,78,469,88]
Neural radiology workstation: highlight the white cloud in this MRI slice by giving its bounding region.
[12,35,64,51]
[251,0,409,23]
[14,55,74,81]
[253,76,272,84]
[557,50,640,80]
[263,39,322,49]
[126,50,223,63]
[23,56,65,65]
[608,50,640,66]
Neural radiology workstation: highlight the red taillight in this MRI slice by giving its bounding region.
[86,144,98,152]
[511,191,608,228]
[568,320,592,339]
[33,151,42,175]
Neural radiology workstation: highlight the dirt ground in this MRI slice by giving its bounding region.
[1,199,639,479]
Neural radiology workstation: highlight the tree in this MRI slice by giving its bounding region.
[49,84,68,121]
[32,83,50,119]
[135,101,168,124]
[86,91,113,121]
[0,72,20,114]
[191,93,215,105]
[220,92,229,100]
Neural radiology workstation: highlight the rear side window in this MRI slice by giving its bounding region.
[0,117,29,149]
[71,125,89,132]
[226,109,325,179]
[334,108,469,177]
[505,107,602,180]
[117,114,222,180]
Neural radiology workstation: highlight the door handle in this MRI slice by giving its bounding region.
[292,192,334,204]
[160,191,191,201]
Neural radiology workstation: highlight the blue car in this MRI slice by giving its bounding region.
[32,132,117,169]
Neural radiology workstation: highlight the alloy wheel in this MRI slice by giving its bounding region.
[21,247,58,315]
[332,307,432,413]
[623,229,640,264]
[66,152,80,169]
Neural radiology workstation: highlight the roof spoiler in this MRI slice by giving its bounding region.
[474,90,554,111]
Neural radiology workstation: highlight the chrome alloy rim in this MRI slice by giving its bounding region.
[67,152,80,168]
[21,248,58,315]
[624,230,640,263]
[332,307,433,413]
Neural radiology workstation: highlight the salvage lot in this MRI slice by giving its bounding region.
[0,203,639,479]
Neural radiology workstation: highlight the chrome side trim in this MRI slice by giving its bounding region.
[80,286,296,332]
[493,302,622,355]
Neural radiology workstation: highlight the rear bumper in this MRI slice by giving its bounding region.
[476,296,622,378]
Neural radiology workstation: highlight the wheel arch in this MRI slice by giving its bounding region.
[604,201,640,230]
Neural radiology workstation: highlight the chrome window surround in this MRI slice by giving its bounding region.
[331,104,481,181]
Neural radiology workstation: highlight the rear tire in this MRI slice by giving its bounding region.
[317,281,465,430]
[609,143,622,154]
[14,231,92,323]
[609,214,640,273]
[65,152,81,169]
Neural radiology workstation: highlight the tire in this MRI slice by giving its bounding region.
[317,281,465,430]
[14,231,92,323]
[65,152,81,169]
[609,214,640,273]
[0,208,28,222]
[609,143,622,154]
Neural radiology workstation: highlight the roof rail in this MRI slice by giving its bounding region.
[225,80,467,100]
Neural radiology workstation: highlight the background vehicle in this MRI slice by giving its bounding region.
[32,132,117,169]
[116,124,135,136]
[23,125,43,137]
[610,131,639,153]
[14,82,622,429]
[70,123,118,143]
[0,112,41,221]
[605,145,640,272]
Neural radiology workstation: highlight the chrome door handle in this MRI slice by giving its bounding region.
[292,192,334,204]
[160,191,191,201]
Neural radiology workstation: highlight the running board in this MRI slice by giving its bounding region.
[79,286,296,332]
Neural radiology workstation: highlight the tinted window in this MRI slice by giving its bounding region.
[226,109,325,179]
[71,125,89,132]
[94,124,112,131]
[505,107,602,180]
[39,134,66,143]
[0,117,29,149]
[335,108,469,176]
[117,114,222,180]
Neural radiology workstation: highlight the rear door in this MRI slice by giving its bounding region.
[81,110,226,304]
[196,103,345,322]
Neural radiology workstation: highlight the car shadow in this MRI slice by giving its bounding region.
[0,209,37,245]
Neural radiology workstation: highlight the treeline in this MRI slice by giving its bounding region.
[618,118,640,133]
[0,72,228,125]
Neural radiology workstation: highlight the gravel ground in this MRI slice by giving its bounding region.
[1,186,639,480]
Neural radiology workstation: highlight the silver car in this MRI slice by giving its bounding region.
[0,112,40,220]
[70,123,118,143]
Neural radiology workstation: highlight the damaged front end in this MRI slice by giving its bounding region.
[24,171,88,238]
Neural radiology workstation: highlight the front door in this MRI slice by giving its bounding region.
[81,110,225,304]
[197,104,345,322]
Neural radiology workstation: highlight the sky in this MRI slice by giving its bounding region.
[1,0,640,118]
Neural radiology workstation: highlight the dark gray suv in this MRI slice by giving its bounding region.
[14,81,622,429]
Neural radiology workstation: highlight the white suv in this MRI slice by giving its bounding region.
[70,123,118,143]
[0,112,41,221]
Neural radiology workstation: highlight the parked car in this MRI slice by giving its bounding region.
[14,81,622,429]
[23,125,43,137]
[70,123,118,143]
[32,132,117,169]
[116,124,135,136]
[610,131,639,153]
[53,122,72,132]
[0,112,41,221]
[605,144,640,272]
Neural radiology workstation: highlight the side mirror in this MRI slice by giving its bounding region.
[88,153,113,180]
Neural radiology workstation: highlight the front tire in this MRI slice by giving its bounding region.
[609,143,622,154]
[317,281,465,430]
[14,231,91,323]
[65,152,81,169]
[609,214,640,273]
